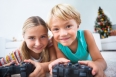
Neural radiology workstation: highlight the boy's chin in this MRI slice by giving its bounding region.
[61,42,71,46]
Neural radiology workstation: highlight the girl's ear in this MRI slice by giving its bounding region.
[23,34,24,38]
[23,34,25,41]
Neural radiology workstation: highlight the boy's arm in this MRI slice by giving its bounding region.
[48,38,71,75]
[84,30,107,70]
[53,38,66,58]
[81,30,107,76]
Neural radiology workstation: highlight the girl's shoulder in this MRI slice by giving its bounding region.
[47,35,53,47]
[0,49,22,66]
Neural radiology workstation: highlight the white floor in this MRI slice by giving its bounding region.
[101,51,116,77]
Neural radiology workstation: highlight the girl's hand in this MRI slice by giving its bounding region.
[48,58,70,75]
[24,59,46,77]
[2,60,17,66]
[78,61,106,77]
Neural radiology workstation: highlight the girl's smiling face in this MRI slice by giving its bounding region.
[23,25,48,54]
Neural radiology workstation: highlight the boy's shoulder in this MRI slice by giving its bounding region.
[78,30,91,35]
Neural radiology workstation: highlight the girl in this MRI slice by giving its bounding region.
[0,16,56,77]
[47,4,107,77]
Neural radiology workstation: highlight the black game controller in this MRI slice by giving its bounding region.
[52,62,94,77]
[0,62,35,77]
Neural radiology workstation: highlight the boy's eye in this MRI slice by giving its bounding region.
[53,28,59,31]
[66,25,71,28]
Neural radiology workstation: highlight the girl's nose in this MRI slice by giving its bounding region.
[35,39,41,46]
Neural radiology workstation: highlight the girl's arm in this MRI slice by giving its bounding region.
[24,59,50,77]
[79,30,107,76]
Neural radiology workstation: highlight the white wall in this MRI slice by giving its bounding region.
[0,0,116,40]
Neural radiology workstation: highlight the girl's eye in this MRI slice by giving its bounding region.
[66,25,71,28]
[29,37,35,40]
[41,36,46,38]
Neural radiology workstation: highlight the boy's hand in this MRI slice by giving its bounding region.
[24,59,46,77]
[48,58,70,75]
[78,61,106,77]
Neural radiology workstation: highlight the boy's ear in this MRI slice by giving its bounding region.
[77,23,79,28]
[77,25,79,28]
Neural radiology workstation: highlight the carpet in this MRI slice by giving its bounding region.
[101,51,116,77]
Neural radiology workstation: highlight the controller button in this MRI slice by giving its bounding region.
[79,72,86,77]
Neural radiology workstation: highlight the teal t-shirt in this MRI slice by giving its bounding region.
[58,30,92,63]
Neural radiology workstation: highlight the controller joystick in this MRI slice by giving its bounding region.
[0,62,35,77]
[52,62,94,77]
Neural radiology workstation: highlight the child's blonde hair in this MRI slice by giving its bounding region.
[20,16,49,62]
[47,4,81,29]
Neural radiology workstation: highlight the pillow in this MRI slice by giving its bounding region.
[110,30,116,36]
[112,24,116,30]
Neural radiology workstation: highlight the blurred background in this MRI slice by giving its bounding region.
[0,0,116,40]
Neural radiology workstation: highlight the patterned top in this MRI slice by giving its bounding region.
[58,30,92,63]
[0,49,22,66]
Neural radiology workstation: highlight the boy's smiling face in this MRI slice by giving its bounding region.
[50,17,79,46]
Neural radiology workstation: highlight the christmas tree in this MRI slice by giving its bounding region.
[94,7,112,39]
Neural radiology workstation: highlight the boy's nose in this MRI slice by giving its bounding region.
[60,30,68,36]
